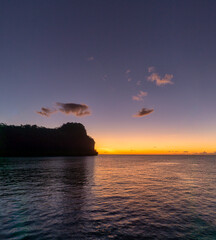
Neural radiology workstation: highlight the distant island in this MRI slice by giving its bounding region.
[0,122,98,157]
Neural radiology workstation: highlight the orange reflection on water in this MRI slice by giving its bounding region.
[91,155,215,226]
[93,155,187,202]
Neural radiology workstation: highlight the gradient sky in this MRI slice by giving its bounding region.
[1,0,216,154]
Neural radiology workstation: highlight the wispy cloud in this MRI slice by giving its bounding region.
[102,74,108,82]
[147,73,173,86]
[136,80,141,86]
[125,69,131,74]
[125,69,132,82]
[56,102,91,116]
[148,66,155,73]
[37,102,91,117]
[147,66,174,86]
[37,107,57,117]
[87,56,94,61]
[132,91,148,101]
[133,107,154,117]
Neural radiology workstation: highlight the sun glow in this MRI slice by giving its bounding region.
[95,132,216,155]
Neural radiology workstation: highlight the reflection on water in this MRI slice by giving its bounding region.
[0,157,95,239]
[0,155,216,239]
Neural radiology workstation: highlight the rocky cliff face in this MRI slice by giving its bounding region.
[0,122,97,156]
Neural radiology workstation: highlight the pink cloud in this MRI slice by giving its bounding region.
[148,66,155,73]
[125,69,131,74]
[132,91,148,101]
[147,73,173,86]
[87,56,94,61]
[136,80,141,86]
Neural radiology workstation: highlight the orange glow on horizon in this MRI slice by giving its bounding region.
[96,148,216,155]
[94,132,216,155]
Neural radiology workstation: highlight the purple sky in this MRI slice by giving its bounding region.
[1,0,216,153]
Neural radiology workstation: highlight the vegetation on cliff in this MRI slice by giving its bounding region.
[0,122,97,157]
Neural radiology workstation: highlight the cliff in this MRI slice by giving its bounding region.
[0,122,98,157]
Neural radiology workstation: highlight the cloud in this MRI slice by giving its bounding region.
[125,69,131,74]
[36,107,57,117]
[132,91,148,101]
[148,66,155,73]
[56,102,91,116]
[87,56,94,61]
[102,74,108,81]
[133,107,154,117]
[125,69,132,81]
[147,73,173,86]
[37,102,91,117]
[136,80,141,86]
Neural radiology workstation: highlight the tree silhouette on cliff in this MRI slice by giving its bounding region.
[0,122,97,157]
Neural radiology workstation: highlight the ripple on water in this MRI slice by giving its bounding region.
[0,155,216,239]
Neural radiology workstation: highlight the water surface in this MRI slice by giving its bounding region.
[0,155,216,239]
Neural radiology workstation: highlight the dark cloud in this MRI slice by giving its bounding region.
[36,107,56,117]
[37,102,91,117]
[56,102,91,116]
[133,108,154,117]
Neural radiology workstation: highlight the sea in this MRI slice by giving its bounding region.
[0,155,216,240]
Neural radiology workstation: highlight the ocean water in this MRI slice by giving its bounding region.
[0,155,216,240]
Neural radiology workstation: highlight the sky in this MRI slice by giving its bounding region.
[1,0,216,154]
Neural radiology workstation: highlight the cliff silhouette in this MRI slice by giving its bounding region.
[0,122,97,157]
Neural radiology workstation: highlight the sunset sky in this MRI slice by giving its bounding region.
[1,0,216,154]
